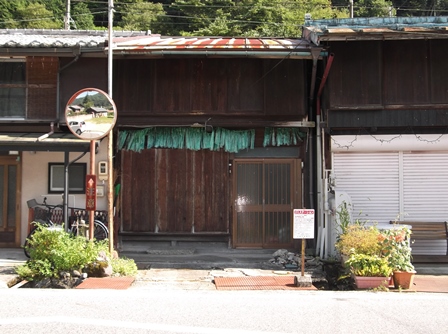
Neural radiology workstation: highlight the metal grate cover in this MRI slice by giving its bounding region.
[76,277,135,290]
[214,276,317,290]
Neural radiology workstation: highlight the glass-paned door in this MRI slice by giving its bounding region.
[233,159,300,248]
[0,156,21,247]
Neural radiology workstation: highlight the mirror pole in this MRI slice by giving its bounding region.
[89,140,95,241]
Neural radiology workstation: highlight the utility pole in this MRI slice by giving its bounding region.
[65,0,71,30]
[108,0,115,254]
[349,0,354,18]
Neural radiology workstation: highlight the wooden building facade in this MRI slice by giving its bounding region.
[303,17,448,258]
[0,31,325,250]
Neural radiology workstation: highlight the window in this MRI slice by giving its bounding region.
[0,58,26,118]
[48,163,86,194]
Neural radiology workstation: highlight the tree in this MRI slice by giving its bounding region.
[169,0,347,37]
[119,0,165,31]
[16,2,62,29]
[0,0,27,29]
[72,2,96,30]
[354,0,394,17]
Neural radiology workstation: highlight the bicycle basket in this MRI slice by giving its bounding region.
[33,207,48,221]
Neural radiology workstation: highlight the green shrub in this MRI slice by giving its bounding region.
[18,224,137,281]
[346,253,392,277]
[111,257,138,276]
[335,225,382,256]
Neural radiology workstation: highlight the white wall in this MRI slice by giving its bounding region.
[20,136,110,243]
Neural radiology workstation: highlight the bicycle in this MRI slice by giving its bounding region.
[24,197,109,258]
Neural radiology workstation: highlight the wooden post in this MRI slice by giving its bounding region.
[301,238,305,276]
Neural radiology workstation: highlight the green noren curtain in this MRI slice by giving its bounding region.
[118,127,304,153]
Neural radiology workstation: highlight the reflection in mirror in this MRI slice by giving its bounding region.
[66,89,116,140]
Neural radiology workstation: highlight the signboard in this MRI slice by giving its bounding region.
[86,175,96,210]
[293,209,315,239]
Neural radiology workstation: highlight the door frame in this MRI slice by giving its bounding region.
[0,154,22,247]
[232,158,302,248]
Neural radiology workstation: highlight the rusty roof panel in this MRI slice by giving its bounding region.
[112,36,311,51]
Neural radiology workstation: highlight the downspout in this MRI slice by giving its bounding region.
[308,48,321,251]
[36,122,54,141]
[316,53,334,258]
[57,49,81,118]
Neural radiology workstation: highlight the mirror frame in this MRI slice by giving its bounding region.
[65,88,117,140]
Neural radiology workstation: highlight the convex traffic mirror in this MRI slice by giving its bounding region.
[65,88,117,140]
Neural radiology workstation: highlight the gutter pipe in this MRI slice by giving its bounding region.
[315,53,334,258]
[115,50,328,59]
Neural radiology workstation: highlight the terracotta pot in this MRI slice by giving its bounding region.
[393,270,416,289]
[354,276,390,289]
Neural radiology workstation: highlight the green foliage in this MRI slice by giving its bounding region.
[18,223,138,282]
[120,0,165,31]
[355,0,394,17]
[0,0,442,33]
[72,2,95,30]
[111,257,138,276]
[172,0,346,37]
[335,225,382,256]
[16,2,62,29]
[346,253,392,277]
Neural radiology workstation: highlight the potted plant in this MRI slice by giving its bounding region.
[345,253,393,289]
[380,226,416,289]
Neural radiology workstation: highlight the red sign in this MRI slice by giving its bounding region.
[86,175,96,210]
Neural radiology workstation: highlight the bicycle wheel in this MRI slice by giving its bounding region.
[23,219,49,258]
[71,220,108,241]
[93,220,109,241]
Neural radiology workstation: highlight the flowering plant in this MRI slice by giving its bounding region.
[379,226,415,272]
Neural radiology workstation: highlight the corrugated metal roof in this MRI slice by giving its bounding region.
[111,36,322,59]
[303,16,448,45]
[113,36,309,50]
[0,29,322,58]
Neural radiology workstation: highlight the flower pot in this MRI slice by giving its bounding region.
[393,270,416,289]
[354,276,390,289]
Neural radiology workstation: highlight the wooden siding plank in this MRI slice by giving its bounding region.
[114,59,152,112]
[383,40,430,105]
[152,59,191,113]
[228,59,263,112]
[264,59,307,116]
[328,41,382,108]
[429,39,448,104]
[121,148,230,234]
[191,59,227,113]
[156,149,168,231]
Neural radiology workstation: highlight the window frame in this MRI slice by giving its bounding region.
[48,163,86,194]
[0,57,26,119]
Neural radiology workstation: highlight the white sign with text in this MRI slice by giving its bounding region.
[293,209,315,239]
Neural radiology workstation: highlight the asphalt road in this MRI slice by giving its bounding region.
[1,288,447,333]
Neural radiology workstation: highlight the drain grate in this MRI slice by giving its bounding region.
[76,277,135,290]
[214,276,317,290]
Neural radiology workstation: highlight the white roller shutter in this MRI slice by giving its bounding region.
[333,152,400,224]
[332,146,448,255]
